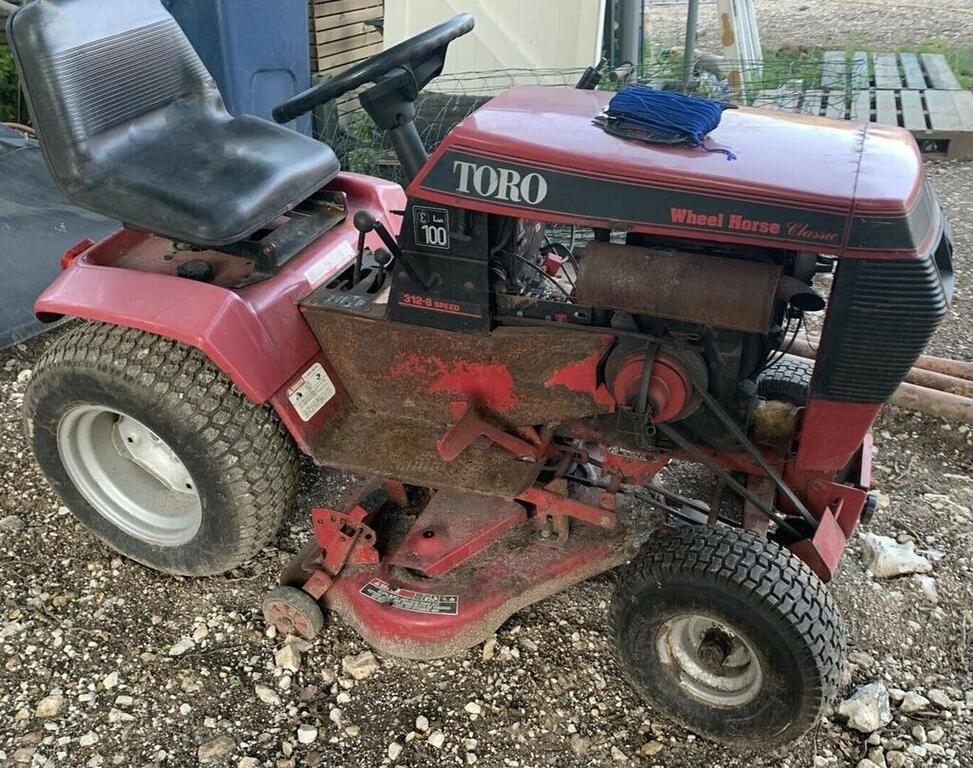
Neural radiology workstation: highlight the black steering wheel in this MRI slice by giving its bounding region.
[273,14,474,124]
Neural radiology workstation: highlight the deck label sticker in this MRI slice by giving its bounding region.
[360,578,459,615]
[287,362,336,422]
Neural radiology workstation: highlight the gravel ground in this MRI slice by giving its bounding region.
[0,161,970,768]
[2,6,973,765]
[647,0,973,51]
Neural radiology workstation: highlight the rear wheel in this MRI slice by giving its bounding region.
[610,525,844,748]
[24,322,299,576]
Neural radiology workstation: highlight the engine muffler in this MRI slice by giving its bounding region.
[575,242,783,334]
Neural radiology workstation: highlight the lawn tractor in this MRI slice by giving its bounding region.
[10,0,953,748]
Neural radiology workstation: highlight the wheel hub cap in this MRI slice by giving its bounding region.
[656,614,763,707]
[57,406,202,547]
[112,415,195,494]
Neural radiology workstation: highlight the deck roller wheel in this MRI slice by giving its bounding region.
[263,586,325,640]
[610,525,844,747]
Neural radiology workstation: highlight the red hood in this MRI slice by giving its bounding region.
[409,86,938,257]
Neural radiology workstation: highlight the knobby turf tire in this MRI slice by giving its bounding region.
[609,525,844,748]
[757,356,814,405]
[24,322,299,576]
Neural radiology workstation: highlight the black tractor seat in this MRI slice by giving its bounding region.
[7,0,340,248]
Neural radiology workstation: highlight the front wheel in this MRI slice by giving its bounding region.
[24,322,299,576]
[610,525,844,748]
[757,356,814,405]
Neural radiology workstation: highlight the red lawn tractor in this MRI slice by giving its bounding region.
[10,0,953,748]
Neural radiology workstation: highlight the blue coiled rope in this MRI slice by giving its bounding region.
[600,85,736,160]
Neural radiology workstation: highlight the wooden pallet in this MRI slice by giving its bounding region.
[309,0,384,74]
[754,51,973,160]
[308,0,385,126]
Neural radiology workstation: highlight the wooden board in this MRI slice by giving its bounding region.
[777,79,803,112]
[872,53,902,89]
[821,51,847,90]
[312,0,382,18]
[754,82,803,113]
[754,90,781,110]
[801,91,823,117]
[920,53,962,90]
[825,90,846,119]
[850,91,871,122]
[874,89,897,126]
[954,91,973,130]
[899,89,926,130]
[315,30,382,58]
[899,53,926,89]
[925,89,963,130]
[315,20,381,44]
[317,41,383,71]
[313,4,384,32]
[850,51,869,90]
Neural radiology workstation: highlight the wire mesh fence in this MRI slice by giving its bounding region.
[313,52,833,184]
[313,67,596,184]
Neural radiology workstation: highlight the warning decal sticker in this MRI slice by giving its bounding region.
[286,362,336,422]
[359,578,459,615]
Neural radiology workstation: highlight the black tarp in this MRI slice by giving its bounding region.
[0,125,118,347]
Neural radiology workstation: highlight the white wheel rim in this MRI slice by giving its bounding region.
[57,405,202,547]
[656,613,764,707]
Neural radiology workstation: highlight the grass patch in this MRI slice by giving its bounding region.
[641,45,824,98]
[758,46,823,90]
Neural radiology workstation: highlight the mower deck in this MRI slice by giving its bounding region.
[279,485,650,659]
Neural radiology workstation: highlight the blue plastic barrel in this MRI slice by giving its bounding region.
[162,0,312,134]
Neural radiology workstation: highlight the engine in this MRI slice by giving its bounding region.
[489,218,827,451]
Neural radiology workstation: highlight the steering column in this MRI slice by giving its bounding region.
[272,14,474,183]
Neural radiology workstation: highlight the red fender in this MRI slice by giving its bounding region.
[34,173,406,407]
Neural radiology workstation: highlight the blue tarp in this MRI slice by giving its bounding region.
[0,125,118,348]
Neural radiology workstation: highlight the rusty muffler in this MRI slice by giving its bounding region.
[575,242,782,334]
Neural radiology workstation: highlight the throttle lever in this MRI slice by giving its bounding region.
[352,210,431,290]
[353,210,370,285]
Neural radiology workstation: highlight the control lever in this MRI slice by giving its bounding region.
[374,247,393,282]
[353,210,370,285]
[352,210,430,290]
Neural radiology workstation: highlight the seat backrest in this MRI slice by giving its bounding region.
[7,0,224,191]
